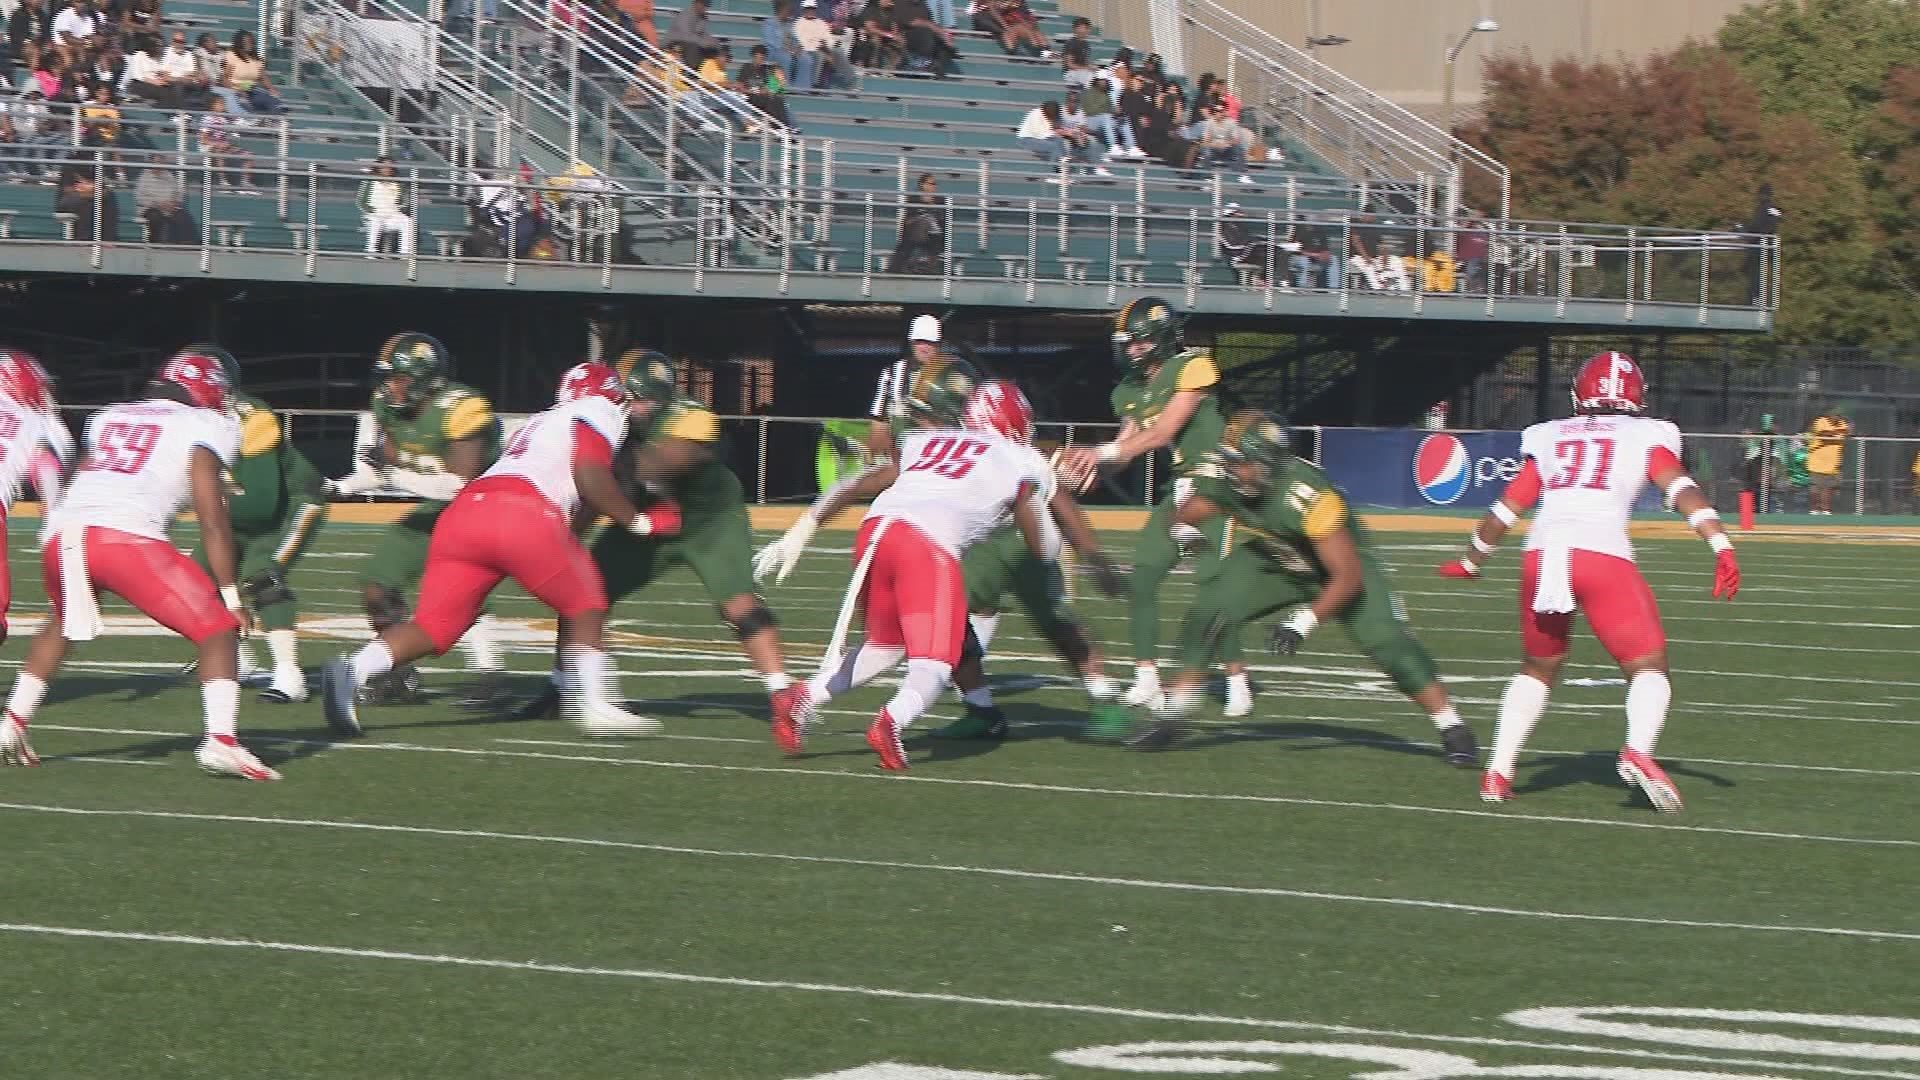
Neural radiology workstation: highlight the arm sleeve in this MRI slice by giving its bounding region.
[1646,445,1682,479]
[1503,458,1543,509]
[572,419,614,468]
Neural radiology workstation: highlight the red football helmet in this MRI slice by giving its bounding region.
[961,379,1034,444]
[556,361,629,407]
[0,350,54,413]
[1571,350,1646,415]
[154,352,231,411]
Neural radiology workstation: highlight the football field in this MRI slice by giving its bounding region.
[1,519,1916,1079]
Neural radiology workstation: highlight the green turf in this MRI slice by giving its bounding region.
[0,518,1915,1079]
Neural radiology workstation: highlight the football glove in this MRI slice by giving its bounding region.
[1269,608,1318,656]
[326,450,386,497]
[1712,548,1740,600]
[752,515,817,584]
[1437,558,1480,579]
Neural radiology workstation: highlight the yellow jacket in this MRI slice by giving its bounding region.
[1804,415,1849,475]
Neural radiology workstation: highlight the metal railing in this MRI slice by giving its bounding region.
[0,153,1777,323]
[1179,0,1511,223]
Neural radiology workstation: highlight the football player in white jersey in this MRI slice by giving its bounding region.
[0,353,281,781]
[1438,351,1741,812]
[321,362,677,741]
[761,380,1053,770]
[0,351,74,645]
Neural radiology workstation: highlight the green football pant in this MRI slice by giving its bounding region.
[964,526,1080,649]
[195,501,327,631]
[1129,493,1239,664]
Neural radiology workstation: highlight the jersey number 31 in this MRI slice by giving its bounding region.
[1546,437,1616,491]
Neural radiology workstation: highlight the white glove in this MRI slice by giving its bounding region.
[752,515,818,584]
[326,454,385,497]
[388,466,468,502]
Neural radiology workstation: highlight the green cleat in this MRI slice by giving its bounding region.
[930,705,1008,740]
[1083,702,1134,741]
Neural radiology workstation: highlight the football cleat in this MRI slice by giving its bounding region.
[1479,771,1514,803]
[0,711,40,767]
[257,665,308,704]
[359,664,425,706]
[1440,724,1480,768]
[196,735,282,781]
[1082,702,1133,741]
[930,704,1007,740]
[1617,748,1684,813]
[866,712,909,771]
[319,658,364,739]
[572,700,662,738]
[770,684,813,756]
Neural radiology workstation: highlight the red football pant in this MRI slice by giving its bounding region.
[0,516,10,636]
[412,477,607,654]
[1520,549,1666,664]
[853,516,965,666]
[42,527,240,644]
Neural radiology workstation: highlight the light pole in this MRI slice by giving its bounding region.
[1439,18,1499,136]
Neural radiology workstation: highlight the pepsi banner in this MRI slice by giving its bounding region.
[1318,429,1523,509]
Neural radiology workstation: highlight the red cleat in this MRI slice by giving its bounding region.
[866,711,909,771]
[770,684,811,756]
[1479,770,1513,803]
[1617,748,1683,813]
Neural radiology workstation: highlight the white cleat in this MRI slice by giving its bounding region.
[573,701,663,738]
[1122,667,1162,708]
[0,712,40,767]
[195,736,282,781]
[1224,677,1253,718]
[258,665,309,704]
[1617,748,1683,813]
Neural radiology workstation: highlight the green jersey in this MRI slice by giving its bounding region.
[1194,457,1382,584]
[370,381,501,509]
[1110,348,1226,479]
[227,392,324,533]
[628,396,743,516]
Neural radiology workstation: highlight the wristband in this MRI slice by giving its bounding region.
[1284,608,1319,637]
[1708,534,1733,553]
[1686,507,1719,528]
[1490,501,1517,527]
[1095,441,1123,465]
[1664,475,1699,505]
[630,513,653,537]
[1469,532,1494,555]
[220,586,242,610]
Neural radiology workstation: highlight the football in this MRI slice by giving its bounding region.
[1051,447,1099,495]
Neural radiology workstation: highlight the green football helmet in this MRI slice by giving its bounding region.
[374,332,450,411]
[175,345,241,391]
[613,348,678,408]
[904,354,980,427]
[1217,409,1291,499]
[1111,296,1183,375]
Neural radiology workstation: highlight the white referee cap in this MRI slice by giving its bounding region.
[908,315,942,343]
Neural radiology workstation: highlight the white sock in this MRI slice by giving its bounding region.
[1158,682,1202,718]
[968,612,1000,652]
[962,686,994,709]
[1489,674,1550,778]
[1626,670,1672,755]
[1131,662,1159,686]
[761,670,792,694]
[349,640,395,687]
[267,628,299,673]
[563,645,618,709]
[1084,670,1116,701]
[5,672,47,722]
[1430,706,1463,731]
[807,642,904,706]
[882,658,951,731]
[1226,670,1251,699]
[460,614,505,673]
[201,678,239,737]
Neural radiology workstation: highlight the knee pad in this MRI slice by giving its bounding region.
[723,600,779,640]
[242,567,296,609]
[366,586,409,632]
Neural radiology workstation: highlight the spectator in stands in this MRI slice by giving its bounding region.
[1194,101,1254,184]
[79,82,124,178]
[1803,405,1850,515]
[120,32,181,107]
[924,0,954,30]
[887,171,944,275]
[1061,40,1093,90]
[1101,46,1132,85]
[893,0,955,74]
[616,0,655,46]
[1453,208,1487,293]
[11,88,64,178]
[193,31,244,114]
[1290,221,1335,289]
[695,43,753,122]
[160,30,205,106]
[1016,99,1106,180]
[10,0,52,63]
[120,0,158,41]
[761,1,816,96]
[52,0,98,46]
[663,0,720,60]
[1065,15,1091,49]
[360,155,414,256]
[974,0,1047,58]
[1216,202,1278,287]
[738,43,794,130]
[135,163,195,242]
[56,164,118,240]
[0,110,20,178]
[1419,248,1458,292]
[14,43,45,92]
[83,37,124,101]
[793,0,839,89]
[852,0,904,71]
[1079,73,1129,158]
[1129,77,1195,169]
[197,95,251,188]
[224,31,285,114]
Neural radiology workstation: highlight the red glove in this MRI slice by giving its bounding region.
[632,502,683,538]
[1437,559,1480,580]
[1712,548,1740,599]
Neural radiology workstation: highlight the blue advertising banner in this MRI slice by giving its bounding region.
[1317,428,1665,511]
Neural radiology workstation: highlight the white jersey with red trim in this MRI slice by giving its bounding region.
[0,402,69,513]
[481,396,629,518]
[50,399,240,541]
[870,428,1050,557]
[1519,414,1681,562]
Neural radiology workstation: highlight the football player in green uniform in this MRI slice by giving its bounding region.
[188,346,329,703]
[325,332,507,708]
[1127,410,1478,765]
[1057,296,1252,719]
[515,350,798,719]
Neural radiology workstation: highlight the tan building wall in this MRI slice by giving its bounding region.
[1057,0,1752,118]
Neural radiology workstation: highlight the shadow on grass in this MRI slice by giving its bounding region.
[1518,750,1735,808]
